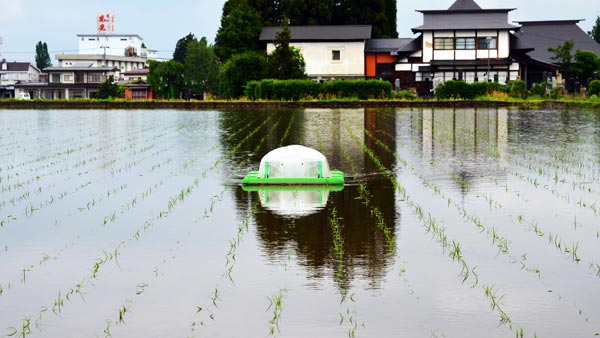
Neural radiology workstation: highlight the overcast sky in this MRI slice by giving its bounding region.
[0,0,597,63]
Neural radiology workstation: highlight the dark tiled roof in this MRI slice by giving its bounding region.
[365,39,414,52]
[413,12,519,32]
[515,20,600,64]
[448,0,481,11]
[260,25,372,41]
[1,62,34,72]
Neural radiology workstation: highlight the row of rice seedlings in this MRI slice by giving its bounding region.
[400,109,600,322]
[308,115,366,335]
[442,130,600,270]
[189,114,285,335]
[267,288,287,337]
[346,122,529,333]
[0,121,182,233]
[4,174,204,334]
[382,111,599,326]
[0,115,232,329]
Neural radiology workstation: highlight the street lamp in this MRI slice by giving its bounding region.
[485,36,492,82]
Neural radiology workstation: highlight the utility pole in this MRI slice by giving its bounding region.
[486,36,492,82]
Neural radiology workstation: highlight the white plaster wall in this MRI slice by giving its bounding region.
[422,32,433,63]
[455,50,476,60]
[267,41,365,78]
[79,35,144,57]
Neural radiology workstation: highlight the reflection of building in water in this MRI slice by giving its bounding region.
[407,107,508,191]
[301,108,364,175]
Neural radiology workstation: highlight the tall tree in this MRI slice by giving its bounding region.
[184,37,221,96]
[265,21,306,79]
[572,50,600,83]
[147,60,185,99]
[173,33,196,63]
[219,51,267,99]
[330,0,396,38]
[590,16,600,44]
[35,41,52,70]
[286,0,332,25]
[215,1,263,62]
[548,39,574,77]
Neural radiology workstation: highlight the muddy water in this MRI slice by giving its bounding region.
[1,108,599,338]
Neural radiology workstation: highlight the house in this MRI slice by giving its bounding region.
[0,61,41,98]
[392,0,523,94]
[125,81,153,100]
[260,25,372,80]
[56,53,148,74]
[512,20,600,86]
[14,66,119,99]
[121,68,149,82]
[365,38,415,86]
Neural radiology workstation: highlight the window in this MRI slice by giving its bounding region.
[51,74,61,83]
[131,89,147,100]
[332,50,341,61]
[478,37,497,49]
[434,38,454,50]
[89,74,103,83]
[455,37,475,50]
[64,74,73,82]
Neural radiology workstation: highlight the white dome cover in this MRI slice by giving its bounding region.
[257,145,331,179]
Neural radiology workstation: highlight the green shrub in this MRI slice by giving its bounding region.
[506,80,528,99]
[435,80,473,99]
[393,90,417,100]
[589,80,600,96]
[530,82,552,97]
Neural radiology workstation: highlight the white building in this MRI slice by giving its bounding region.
[0,61,41,98]
[260,25,372,80]
[77,34,157,59]
[405,0,521,85]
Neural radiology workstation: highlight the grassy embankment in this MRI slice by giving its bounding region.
[1,95,600,110]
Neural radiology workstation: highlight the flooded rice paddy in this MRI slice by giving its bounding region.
[1,107,600,338]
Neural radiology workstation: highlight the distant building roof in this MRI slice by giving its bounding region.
[414,0,517,32]
[365,39,414,53]
[260,25,372,41]
[448,0,482,11]
[1,62,38,72]
[515,20,600,65]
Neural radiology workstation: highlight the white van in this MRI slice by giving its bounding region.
[16,92,31,100]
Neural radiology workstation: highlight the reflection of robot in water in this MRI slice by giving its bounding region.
[244,185,343,218]
[242,145,344,217]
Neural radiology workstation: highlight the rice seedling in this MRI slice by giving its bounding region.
[267,288,287,336]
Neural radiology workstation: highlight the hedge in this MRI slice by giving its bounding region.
[245,79,392,101]
[434,80,527,100]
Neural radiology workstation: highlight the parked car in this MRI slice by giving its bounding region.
[16,92,31,100]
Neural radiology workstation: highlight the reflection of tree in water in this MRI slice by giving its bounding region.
[246,176,397,290]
